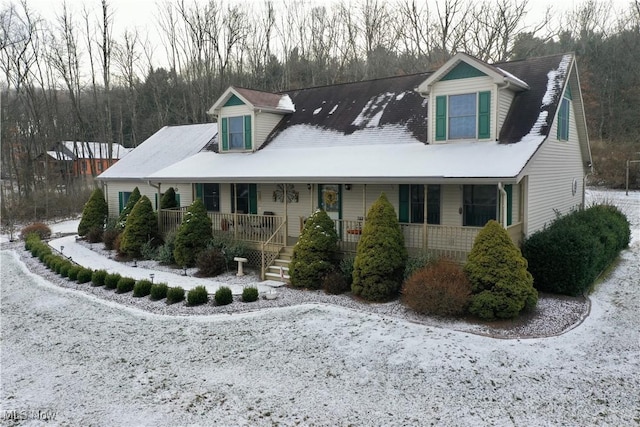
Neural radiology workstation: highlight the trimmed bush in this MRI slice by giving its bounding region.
[133,279,153,297]
[20,223,52,240]
[522,204,631,296]
[464,220,537,320]
[103,228,120,251]
[59,263,72,278]
[323,270,350,295]
[242,286,259,302]
[404,251,433,280]
[77,267,94,284]
[160,187,179,209]
[402,258,472,317]
[289,209,339,289]
[78,188,108,237]
[86,227,104,244]
[91,269,108,287]
[196,248,227,277]
[214,286,233,306]
[187,286,209,306]
[117,187,141,229]
[156,231,176,265]
[352,193,408,301]
[150,283,169,300]
[173,199,213,267]
[166,286,185,304]
[119,196,158,258]
[104,273,122,289]
[67,265,81,281]
[339,257,355,286]
[207,235,249,267]
[116,277,136,293]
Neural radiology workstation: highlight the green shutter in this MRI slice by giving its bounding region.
[118,192,125,213]
[155,193,158,210]
[176,194,180,206]
[478,91,491,139]
[244,115,252,150]
[435,96,447,141]
[221,118,228,151]
[249,183,257,214]
[505,184,513,226]
[195,183,203,201]
[399,184,410,223]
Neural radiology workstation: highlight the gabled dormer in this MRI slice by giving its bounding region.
[417,53,529,144]
[207,87,295,152]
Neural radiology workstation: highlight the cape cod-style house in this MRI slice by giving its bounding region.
[97,52,592,281]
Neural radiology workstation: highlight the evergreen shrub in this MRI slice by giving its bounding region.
[214,286,233,305]
[207,235,249,267]
[20,223,52,240]
[289,209,338,289]
[156,231,176,265]
[116,277,136,293]
[404,250,433,280]
[187,286,209,306]
[402,258,472,317]
[352,193,407,301]
[59,263,71,278]
[67,266,80,281]
[104,273,122,289]
[78,188,108,237]
[77,267,94,284]
[242,286,259,302]
[196,248,227,277]
[160,187,179,209]
[119,195,158,258]
[91,269,108,287]
[322,270,350,295]
[117,187,141,229]
[522,204,630,296]
[133,279,153,297]
[339,257,355,286]
[173,199,213,267]
[150,283,169,300]
[166,286,185,304]
[464,220,537,320]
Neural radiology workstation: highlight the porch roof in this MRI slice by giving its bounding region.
[147,126,546,184]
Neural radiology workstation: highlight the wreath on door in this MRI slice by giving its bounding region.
[323,189,338,207]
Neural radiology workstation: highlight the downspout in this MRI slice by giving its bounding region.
[148,181,161,232]
[497,182,508,229]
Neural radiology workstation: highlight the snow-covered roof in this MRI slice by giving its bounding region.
[60,141,130,160]
[46,151,73,161]
[97,123,217,180]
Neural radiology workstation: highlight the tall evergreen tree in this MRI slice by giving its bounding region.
[78,188,109,237]
[173,199,213,267]
[119,195,158,258]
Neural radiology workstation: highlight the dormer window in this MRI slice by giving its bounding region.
[436,91,491,141]
[221,115,252,151]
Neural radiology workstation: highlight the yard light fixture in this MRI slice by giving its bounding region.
[133,259,137,267]
[60,245,64,253]
[150,273,155,284]
[183,266,188,276]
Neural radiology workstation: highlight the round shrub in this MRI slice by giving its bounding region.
[116,277,136,293]
[67,265,81,281]
[214,286,233,306]
[133,279,153,297]
[322,270,350,295]
[20,223,52,240]
[59,263,71,278]
[402,258,472,317]
[150,283,169,300]
[42,254,55,268]
[352,193,407,301]
[104,273,122,289]
[78,188,108,237]
[76,267,94,284]
[187,286,209,306]
[166,286,185,304]
[242,286,259,302]
[91,269,108,287]
[464,220,537,320]
[173,199,213,268]
[289,209,338,289]
[196,248,227,277]
[119,195,158,258]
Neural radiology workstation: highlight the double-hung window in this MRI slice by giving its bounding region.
[449,94,477,139]
[463,185,497,227]
[221,115,252,151]
[195,183,219,212]
[557,97,570,141]
[399,184,441,225]
[436,91,491,141]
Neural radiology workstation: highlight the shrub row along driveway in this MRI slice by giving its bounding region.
[1,189,639,425]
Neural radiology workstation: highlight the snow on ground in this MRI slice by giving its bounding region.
[0,189,639,426]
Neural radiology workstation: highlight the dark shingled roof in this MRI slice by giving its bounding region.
[255,53,571,149]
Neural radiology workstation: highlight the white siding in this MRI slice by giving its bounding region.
[430,76,495,143]
[254,112,283,150]
[498,88,515,136]
[441,185,462,226]
[524,97,584,236]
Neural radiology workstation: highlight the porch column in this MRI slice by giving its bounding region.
[284,183,288,241]
[233,183,238,240]
[362,184,367,226]
[423,185,428,250]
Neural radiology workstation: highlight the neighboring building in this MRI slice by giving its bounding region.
[46,141,131,179]
[97,52,592,281]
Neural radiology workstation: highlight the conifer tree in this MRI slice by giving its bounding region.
[352,193,407,301]
[464,220,538,319]
[289,209,339,289]
[119,196,158,258]
[160,187,179,209]
[117,187,141,229]
[78,188,109,237]
[173,199,213,267]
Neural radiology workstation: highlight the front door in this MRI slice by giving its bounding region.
[318,184,342,237]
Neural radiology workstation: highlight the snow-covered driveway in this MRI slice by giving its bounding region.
[1,189,639,426]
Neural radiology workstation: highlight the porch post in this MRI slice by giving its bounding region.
[233,183,238,240]
[362,184,366,226]
[284,183,288,243]
[423,184,428,250]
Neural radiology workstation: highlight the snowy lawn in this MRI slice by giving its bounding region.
[1,189,639,426]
